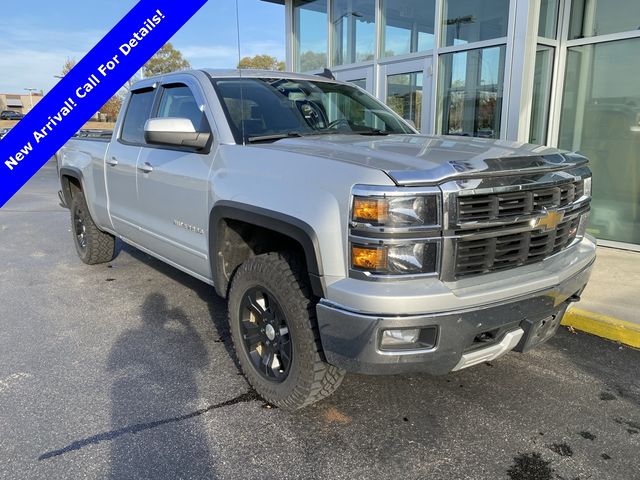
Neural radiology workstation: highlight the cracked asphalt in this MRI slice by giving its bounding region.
[1,160,639,480]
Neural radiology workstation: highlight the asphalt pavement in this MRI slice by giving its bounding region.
[0,160,639,480]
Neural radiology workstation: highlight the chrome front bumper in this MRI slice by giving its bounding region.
[316,257,594,375]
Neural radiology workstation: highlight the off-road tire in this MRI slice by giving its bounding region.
[228,252,345,410]
[70,191,116,264]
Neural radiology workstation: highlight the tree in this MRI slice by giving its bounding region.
[58,58,123,122]
[61,58,76,76]
[299,51,325,72]
[100,95,123,122]
[237,54,285,71]
[143,43,191,77]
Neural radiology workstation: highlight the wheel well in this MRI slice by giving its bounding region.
[214,218,322,299]
[60,174,82,206]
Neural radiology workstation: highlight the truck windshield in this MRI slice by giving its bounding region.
[211,77,415,144]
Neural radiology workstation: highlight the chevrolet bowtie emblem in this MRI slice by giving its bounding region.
[533,210,564,231]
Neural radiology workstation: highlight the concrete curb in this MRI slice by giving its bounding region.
[561,307,640,349]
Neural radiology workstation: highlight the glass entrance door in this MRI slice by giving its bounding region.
[334,66,374,93]
[381,58,432,132]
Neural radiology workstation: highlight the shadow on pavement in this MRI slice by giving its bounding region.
[124,244,241,372]
[106,292,215,479]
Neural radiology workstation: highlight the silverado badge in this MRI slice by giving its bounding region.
[173,219,205,235]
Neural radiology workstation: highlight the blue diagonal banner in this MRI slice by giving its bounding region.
[0,0,208,208]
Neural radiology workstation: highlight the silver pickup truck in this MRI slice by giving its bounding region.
[57,69,596,409]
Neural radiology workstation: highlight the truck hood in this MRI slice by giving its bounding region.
[258,134,587,185]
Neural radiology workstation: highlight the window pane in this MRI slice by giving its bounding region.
[538,0,559,38]
[438,46,505,138]
[569,0,640,40]
[158,85,208,132]
[529,48,554,145]
[441,0,510,47]
[387,72,423,130]
[332,0,376,65]
[559,39,640,245]
[294,0,327,72]
[382,0,435,57]
[349,78,367,89]
[121,90,155,144]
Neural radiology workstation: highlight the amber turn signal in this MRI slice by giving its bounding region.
[352,197,388,224]
[351,245,388,271]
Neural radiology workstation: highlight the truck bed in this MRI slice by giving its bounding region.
[75,129,113,140]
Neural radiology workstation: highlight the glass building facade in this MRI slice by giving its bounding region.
[274,0,640,249]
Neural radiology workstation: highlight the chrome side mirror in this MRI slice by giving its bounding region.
[144,117,210,150]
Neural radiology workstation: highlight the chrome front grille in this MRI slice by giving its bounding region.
[445,177,590,280]
[456,180,584,223]
[454,215,581,277]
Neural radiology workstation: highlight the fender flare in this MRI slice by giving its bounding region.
[58,166,85,208]
[209,201,325,298]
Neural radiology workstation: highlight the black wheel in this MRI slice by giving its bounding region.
[229,252,345,410]
[239,286,293,382]
[70,191,117,264]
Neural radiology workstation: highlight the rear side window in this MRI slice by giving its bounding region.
[121,89,156,144]
[157,84,209,133]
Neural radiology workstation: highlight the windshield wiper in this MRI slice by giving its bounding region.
[247,128,392,143]
[247,132,304,143]
[357,129,390,136]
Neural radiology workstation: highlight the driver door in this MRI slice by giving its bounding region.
[134,75,216,279]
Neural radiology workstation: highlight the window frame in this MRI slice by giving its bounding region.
[119,78,214,154]
[293,0,329,72]
[380,0,437,59]
[330,0,378,66]
[440,0,511,48]
[436,44,507,139]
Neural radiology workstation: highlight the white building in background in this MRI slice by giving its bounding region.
[265,0,640,250]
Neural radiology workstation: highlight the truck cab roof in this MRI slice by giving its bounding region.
[128,68,348,92]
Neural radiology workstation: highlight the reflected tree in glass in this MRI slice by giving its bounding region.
[387,72,423,130]
[438,46,505,138]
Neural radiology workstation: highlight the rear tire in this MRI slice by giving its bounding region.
[70,191,116,264]
[228,252,345,410]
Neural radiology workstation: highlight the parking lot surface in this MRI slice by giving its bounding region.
[1,161,639,480]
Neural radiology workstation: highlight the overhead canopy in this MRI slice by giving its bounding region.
[6,99,23,108]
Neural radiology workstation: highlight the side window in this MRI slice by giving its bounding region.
[121,89,155,144]
[157,84,210,133]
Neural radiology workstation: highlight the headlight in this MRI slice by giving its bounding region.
[582,176,592,197]
[350,186,442,278]
[351,241,438,275]
[577,211,590,238]
[352,194,439,228]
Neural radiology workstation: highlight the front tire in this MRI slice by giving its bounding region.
[228,252,345,410]
[70,191,116,264]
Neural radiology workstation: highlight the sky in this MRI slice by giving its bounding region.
[0,0,285,94]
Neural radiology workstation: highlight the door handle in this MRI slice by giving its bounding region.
[138,162,154,173]
[106,156,118,166]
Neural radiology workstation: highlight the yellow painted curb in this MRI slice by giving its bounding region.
[561,308,640,349]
